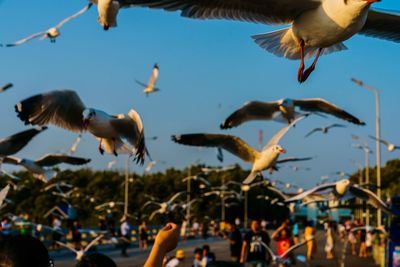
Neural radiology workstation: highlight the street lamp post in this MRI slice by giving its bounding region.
[352,160,364,222]
[352,78,382,226]
[241,185,250,230]
[124,155,129,216]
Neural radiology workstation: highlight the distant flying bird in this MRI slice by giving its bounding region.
[130,0,400,83]
[56,234,104,261]
[369,135,400,152]
[200,165,237,174]
[143,192,185,220]
[0,185,10,208]
[288,165,311,172]
[95,201,124,210]
[3,4,92,46]
[15,90,146,164]
[173,116,305,184]
[182,175,211,187]
[2,154,91,182]
[68,135,82,155]
[107,160,117,169]
[305,124,346,138]
[136,64,160,96]
[216,147,224,162]
[144,160,157,173]
[220,98,365,128]
[89,0,120,30]
[286,179,395,215]
[0,83,13,93]
[0,127,47,158]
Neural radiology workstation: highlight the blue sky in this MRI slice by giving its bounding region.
[0,0,399,188]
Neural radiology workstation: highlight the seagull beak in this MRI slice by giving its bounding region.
[279,148,286,154]
[365,0,380,3]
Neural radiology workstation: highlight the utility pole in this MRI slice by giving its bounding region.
[124,155,129,216]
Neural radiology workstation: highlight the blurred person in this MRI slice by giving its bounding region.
[20,213,32,235]
[202,217,209,240]
[235,217,241,228]
[192,219,200,238]
[226,223,242,263]
[120,215,131,257]
[348,229,357,255]
[165,249,185,267]
[366,230,373,257]
[271,222,294,267]
[75,253,117,267]
[51,216,63,249]
[180,219,187,242]
[139,221,149,251]
[0,235,53,267]
[304,221,316,260]
[193,247,203,267]
[358,228,367,258]
[324,221,335,260]
[240,219,271,267]
[202,244,216,266]
[1,217,12,240]
[261,220,267,232]
[144,223,180,267]
[70,220,82,250]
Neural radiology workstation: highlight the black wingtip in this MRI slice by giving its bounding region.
[220,121,231,130]
[171,135,179,143]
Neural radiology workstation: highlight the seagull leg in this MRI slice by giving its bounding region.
[112,138,118,157]
[98,139,104,155]
[301,48,323,82]
[297,39,305,82]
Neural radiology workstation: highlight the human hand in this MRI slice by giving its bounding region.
[154,223,179,254]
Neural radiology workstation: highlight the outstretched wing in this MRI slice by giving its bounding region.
[0,185,10,208]
[285,183,336,202]
[56,3,93,28]
[293,98,365,125]
[360,9,400,43]
[349,185,394,215]
[84,234,104,252]
[264,115,306,149]
[4,32,46,47]
[305,128,322,138]
[35,154,91,167]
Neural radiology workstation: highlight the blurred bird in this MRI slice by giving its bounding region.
[286,179,395,215]
[201,165,238,174]
[173,116,305,184]
[144,160,157,173]
[369,135,400,152]
[2,154,91,182]
[15,90,146,164]
[0,185,10,208]
[3,4,92,46]
[305,124,346,137]
[56,234,104,261]
[221,98,364,128]
[143,192,186,220]
[0,83,13,93]
[68,135,82,155]
[89,0,120,30]
[95,201,124,210]
[0,127,47,158]
[130,0,400,82]
[136,64,160,96]
[271,156,313,173]
[182,175,211,187]
[107,160,117,169]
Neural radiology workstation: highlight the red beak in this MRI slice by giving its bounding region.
[280,148,286,154]
[365,0,380,3]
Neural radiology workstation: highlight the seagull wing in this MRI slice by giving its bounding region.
[220,101,280,129]
[56,3,93,29]
[56,241,78,254]
[169,191,185,203]
[84,234,104,252]
[266,186,288,200]
[293,98,365,125]
[285,183,336,202]
[110,109,146,165]
[0,185,10,208]
[369,135,391,147]
[276,156,313,164]
[15,90,86,132]
[0,127,47,156]
[264,115,306,149]
[2,156,21,165]
[326,123,346,130]
[35,154,91,167]
[122,0,321,25]
[135,80,148,88]
[172,133,259,163]
[147,64,159,88]
[349,185,393,215]
[360,9,400,43]
[0,83,13,93]
[305,128,322,138]
[281,236,314,258]
[4,31,46,47]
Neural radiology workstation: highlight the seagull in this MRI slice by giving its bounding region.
[2,154,91,182]
[0,185,10,208]
[305,123,346,138]
[285,179,395,215]
[95,201,124,210]
[143,192,185,220]
[0,83,13,93]
[3,4,92,46]
[68,135,82,155]
[260,237,314,264]
[130,0,400,83]
[89,0,121,30]
[200,164,238,174]
[136,64,160,96]
[173,116,305,184]
[369,135,399,152]
[144,160,157,173]
[271,156,313,173]
[0,127,47,158]
[220,98,365,129]
[15,90,146,164]
[56,234,104,261]
[107,160,117,169]
[182,175,211,187]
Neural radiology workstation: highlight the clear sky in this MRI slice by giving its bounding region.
[0,0,399,189]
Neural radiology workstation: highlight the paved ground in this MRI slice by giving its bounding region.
[52,231,379,267]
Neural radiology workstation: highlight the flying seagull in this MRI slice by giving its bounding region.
[369,135,400,152]
[305,123,346,138]
[128,0,399,82]
[220,98,365,128]
[136,64,160,96]
[2,154,91,182]
[271,156,313,172]
[144,160,157,173]
[172,116,306,184]
[3,4,92,46]
[56,234,104,261]
[89,0,121,30]
[68,135,82,155]
[0,127,47,158]
[0,185,10,208]
[15,90,146,164]
[0,83,13,93]
[285,179,395,215]
[143,192,185,220]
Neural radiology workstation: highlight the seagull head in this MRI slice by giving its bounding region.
[82,109,96,129]
[46,27,60,38]
[272,145,286,154]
